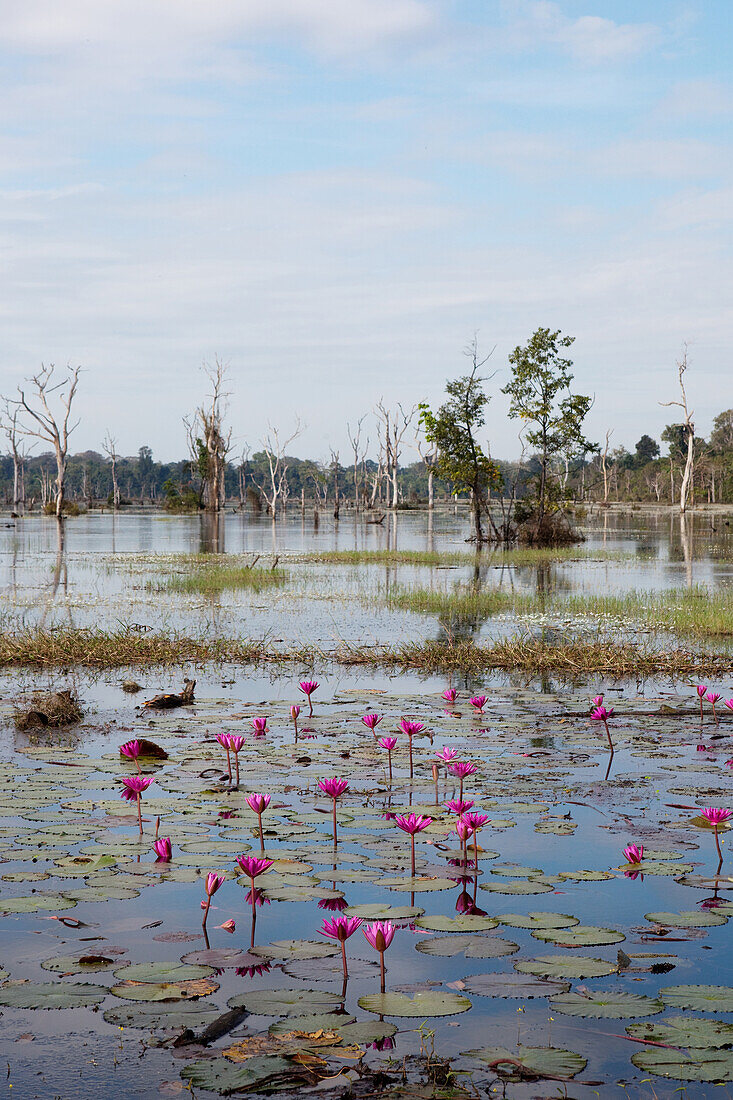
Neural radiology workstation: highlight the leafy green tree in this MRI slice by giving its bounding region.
[419,339,501,543]
[710,409,733,453]
[633,434,660,467]
[661,423,686,459]
[502,327,595,526]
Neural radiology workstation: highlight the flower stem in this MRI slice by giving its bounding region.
[332,799,338,848]
[136,793,143,836]
[258,812,265,852]
[714,825,723,863]
[341,941,348,981]
[379,951,385,993]
[410,834,416,878]
[408,734,413,779]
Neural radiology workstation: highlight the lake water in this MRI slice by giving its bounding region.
[0,508,732,1097]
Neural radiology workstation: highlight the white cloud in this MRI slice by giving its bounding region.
[498,1,660,63]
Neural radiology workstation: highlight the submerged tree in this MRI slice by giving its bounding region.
[503,327,594,539]
[184,360,232,513]
[12,364,81,518]
[419,338,501,544]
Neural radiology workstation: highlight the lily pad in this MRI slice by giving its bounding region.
[532,924,625,947]
[115,962,214,982]
[345,903,423,920]
[462,1045,587,1080]
[0,980,108,1009]
[41,954,123,974]
[111,978,218,1001]
[550,991,663,1018]
[627,1016,733,1049]
[181,1055,300,1093]
[463,973,568,998]
[413,914,498,932]
[660,985,733,1012]
[499,912,578,930]
[644,911,728,928]
[228,988,343,1017]
[480,879,554,895]
[630,1048,733,1082]
[104,1002,221,1029]
[338,1020,397,1043]
[514,955,617,979]
[415,935,518,958]
[358,991,471,1017]
[249,940,340,962]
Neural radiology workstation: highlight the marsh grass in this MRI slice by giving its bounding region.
[387,584,532,619]
[560,585,733,638]
[149,563,288,597]
[296,547,630,567]
[0,626,730,675]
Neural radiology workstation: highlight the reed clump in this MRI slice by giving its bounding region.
[14,689,84,729]
[149,563,288,597]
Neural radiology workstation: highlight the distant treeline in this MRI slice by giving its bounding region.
[3,405,733,512]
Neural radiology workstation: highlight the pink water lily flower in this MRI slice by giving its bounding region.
[448,760,477,801]
[460,810,490,869]
[362,714,382,731]
[590,705,615,752]
[120,775,153,836]
[445,799,474,815]
[227,734,245,787]
[394,813,432,877]
[245,793,271,851]
[201,871,225,931]
[290,704,301,741]
[700,807,732,864]
[318,778,348,847]
[470,695,487,713]
[120,739,142,773]
[442,688,457,704]
[299,680,319,716]
[236,855,274,878]
[455,817,473,842]
[378,736,398,783]
[320,914,363,979]
[153,837,172,862]
[623,844,644,865]
[399,719,425,779]
[462,811,490,831]
[217,919,236,933]
[362,920,396,992]
[591,694,604,707]
[724,699,733,713]
[251,717,268,737]
[216,732,233,776]
[696,684,708,722]
[706,692,722,723]
[436,747,458,763]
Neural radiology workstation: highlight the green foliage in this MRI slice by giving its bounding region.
[503,327,595,519]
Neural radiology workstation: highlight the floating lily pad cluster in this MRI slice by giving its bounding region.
[0,678,731,1093]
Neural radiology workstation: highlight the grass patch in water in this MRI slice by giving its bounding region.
[149,563,288,597]
[387,585,532,618]
[561,585,733,639]
[297,547,630,567]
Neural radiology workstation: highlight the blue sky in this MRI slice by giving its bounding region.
[0,0,730,461]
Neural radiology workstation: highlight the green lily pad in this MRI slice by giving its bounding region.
[0,980,108,1009]
[632,861,694,876]
[463,974,568,999]
[41,954,123,974]
[358,991,471,1017]
[627,1016,733,1049]
[115,962,214,983]
[550,991,663,1018]
[228,988,343,1017]
[660,985,733,1012]
[104,1002,222,1029]
[181,1055,300,1093]
[557,870,615,881]
[345,903,423,920]
[416,935,518,958]
[480,879,554,895]
[0,895,77,913]
[630,1048,733,1082]
[462,1045,587,1080]
[413,914,498,932]
[269,1013,356,1035]
[250,940,340,961]
[499,912,578,930]
[338,1021,397,1044]
[381,876,456,892]
[532,925,625,947]
[111,978,218,1001]
[514,955,617,979]
[644,911,728,928]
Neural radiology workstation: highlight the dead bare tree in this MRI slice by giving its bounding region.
[256,421,303,518]
[237,446,250,510]
[102,432,121,509]
[1,402,31,512]
[375,400,417,509]
[347,415,368,510]
[184,359,232,513]
[11,364,80,518]
[416,424,439,511]
[600,429,613,506]
[661,345,695,514]
[330,448,341,519]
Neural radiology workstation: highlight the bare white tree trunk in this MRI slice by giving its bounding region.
[661,345,695,514]
[12,364,80,518]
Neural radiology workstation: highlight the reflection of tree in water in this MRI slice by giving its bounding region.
[39,518,71,630]
[436,555,493,644]
[199,512,225,554]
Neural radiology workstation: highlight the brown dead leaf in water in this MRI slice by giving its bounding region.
[223,1030,362,1068]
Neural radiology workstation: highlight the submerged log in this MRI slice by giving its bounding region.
[143,678,196,709]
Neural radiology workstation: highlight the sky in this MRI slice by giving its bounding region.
[0,0,730,462]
